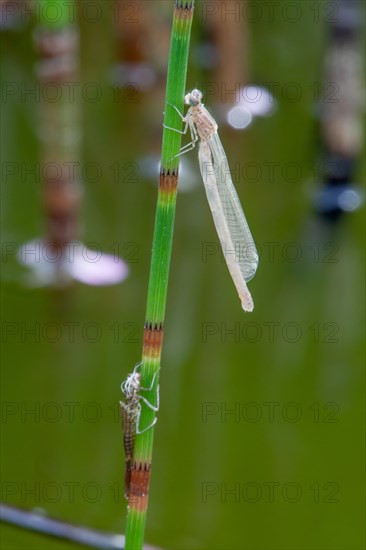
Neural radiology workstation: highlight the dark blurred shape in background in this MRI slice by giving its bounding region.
[316,0,364,223]
[16,3,129,287]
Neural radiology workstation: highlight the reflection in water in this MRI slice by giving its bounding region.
[18,240,128,288]
[17,14,128,287]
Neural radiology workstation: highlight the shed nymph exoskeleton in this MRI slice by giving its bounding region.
[120,362,159,498]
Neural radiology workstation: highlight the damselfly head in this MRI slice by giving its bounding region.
[185,89,203,106]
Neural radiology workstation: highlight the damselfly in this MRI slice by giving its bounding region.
[165,89,259,311]
[120,363,159,498]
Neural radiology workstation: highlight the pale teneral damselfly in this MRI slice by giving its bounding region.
[165,89,259,311]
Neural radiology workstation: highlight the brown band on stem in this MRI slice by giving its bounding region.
[143,322,164,359]
[159,170,178,193]
[43,177,81,250]
[35,28,78,81]
[128,462,151,511]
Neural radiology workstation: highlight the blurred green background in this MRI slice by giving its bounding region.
[1,1,365,549]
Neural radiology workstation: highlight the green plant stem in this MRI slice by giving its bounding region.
[124,2,195,549]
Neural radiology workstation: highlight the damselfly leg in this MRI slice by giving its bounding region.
[163,102,199,158]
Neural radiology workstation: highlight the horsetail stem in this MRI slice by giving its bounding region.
[124,2,195,549]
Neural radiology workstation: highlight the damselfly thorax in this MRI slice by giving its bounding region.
[186,107,217,143]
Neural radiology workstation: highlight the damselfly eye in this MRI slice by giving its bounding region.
[191,89,203,103]
[185,89,203,106]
